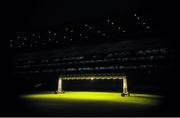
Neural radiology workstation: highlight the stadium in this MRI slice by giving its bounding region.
[5,0,179,116]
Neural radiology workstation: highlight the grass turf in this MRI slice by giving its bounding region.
[19,91,164,116]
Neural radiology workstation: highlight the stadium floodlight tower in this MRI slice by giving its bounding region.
[56,73,130,97]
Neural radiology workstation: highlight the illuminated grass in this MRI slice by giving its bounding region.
[20,91,163,106]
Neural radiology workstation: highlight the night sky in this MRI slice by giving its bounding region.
[11,0,179,52]
[15,0,165,30]
[14,0,178,34]
[16,0,139,29]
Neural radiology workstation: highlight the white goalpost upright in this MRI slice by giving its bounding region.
[56,78,63,93]
[121,76,130,96]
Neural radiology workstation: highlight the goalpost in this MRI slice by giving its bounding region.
[56,74,130,97]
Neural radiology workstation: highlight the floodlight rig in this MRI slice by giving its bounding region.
[55,74,130,97]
